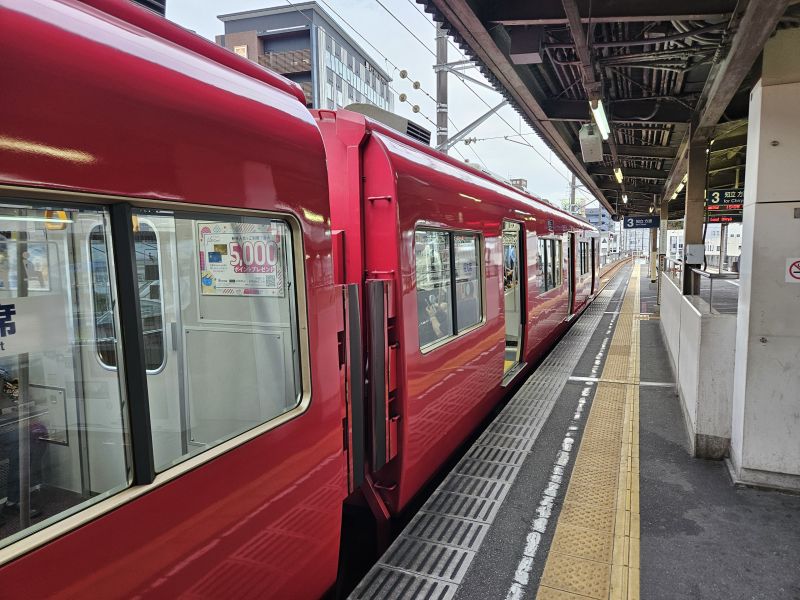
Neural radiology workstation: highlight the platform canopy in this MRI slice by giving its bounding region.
[419,0,799,218]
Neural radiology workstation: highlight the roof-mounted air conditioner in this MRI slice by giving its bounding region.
[344,103,431,146]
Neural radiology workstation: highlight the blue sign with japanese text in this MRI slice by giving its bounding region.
[623,216,660,229]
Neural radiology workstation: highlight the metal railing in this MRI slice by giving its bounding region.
[663,256,683,288]
[258,49,312,75]
[690,268,740,314]
[601,250,634,267]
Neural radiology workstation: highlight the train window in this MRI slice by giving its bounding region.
[90,222,165,371]
[131,210,303,472]
[89,227,117,367]
[454,234,482,331]
[552,239,563,287]
[539,238,563,292]
[0,201,131,550]
[415,230,453,348]
[538,238,547,292]
[415,229,483,350]
[578,241,589,275]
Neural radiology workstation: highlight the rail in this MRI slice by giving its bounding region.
[689,268,740,315]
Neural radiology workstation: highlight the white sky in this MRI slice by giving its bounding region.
[166,0,599,207]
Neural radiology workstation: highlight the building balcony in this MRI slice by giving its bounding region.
[258,49,312,75]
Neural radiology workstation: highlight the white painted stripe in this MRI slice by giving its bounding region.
[504,334,612,600]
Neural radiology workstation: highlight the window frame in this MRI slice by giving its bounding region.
[0,189,314,566]
[137,207,305,472]
[577,240,588,276]
[415,226,485,354]
[88,219,168,374]
[539,236,564,292]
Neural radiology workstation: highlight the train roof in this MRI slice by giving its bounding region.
[354,113,596,232]
[77,0,309,105]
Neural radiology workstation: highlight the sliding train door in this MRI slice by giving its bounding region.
[502,221,524,374]
[568,233,576,315]
[81,214,184,488]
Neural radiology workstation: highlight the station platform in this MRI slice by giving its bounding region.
[351,262,800,600]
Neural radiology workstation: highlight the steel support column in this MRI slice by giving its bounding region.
[436,22,448,151]
[658,200,669,303]
[649,225,658,283]
[683,129,708,294]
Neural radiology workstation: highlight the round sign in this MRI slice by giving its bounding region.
[790,260,800,281]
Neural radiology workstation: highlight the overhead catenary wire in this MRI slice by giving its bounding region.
[370,0,578,187]
[285,0,514,175]
[284,0,486,168]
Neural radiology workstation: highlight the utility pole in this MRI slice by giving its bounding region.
[569,173,576,214]
[435,23,448,151]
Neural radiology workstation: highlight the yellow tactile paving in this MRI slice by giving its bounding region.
[537,585,599,600]
[537,265,642,600]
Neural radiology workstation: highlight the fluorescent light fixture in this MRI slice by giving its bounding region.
[590,100,610,141]
[0,215,73,224]
[622,194,628,204]
[649,205,654,213]
[672,192,678,200]
[613,167,623,183]
[676,182,685,193]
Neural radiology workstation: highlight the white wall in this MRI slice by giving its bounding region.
[660,274,736,458]
[729,29,800,490]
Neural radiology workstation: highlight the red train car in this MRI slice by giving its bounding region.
[0,0,344,597]
[0,1,600,597]
[316,109,597,515]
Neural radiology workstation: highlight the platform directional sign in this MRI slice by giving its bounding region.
[706,189,744,223]
[623,215,660,229]
[707,189,744,205]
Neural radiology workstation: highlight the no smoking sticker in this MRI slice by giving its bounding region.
[786,258,800,283]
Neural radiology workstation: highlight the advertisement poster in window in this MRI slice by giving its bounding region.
[197,222,285,297]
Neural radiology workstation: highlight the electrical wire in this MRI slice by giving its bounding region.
[283,0,501,175]
[374,0,435,58]
[365,5,579,187]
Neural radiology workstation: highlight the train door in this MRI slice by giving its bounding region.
[81,215,183,489]
[132,215,186,468]
[591,237,597,294]
[502,221,523,373]
[568,233,576,315]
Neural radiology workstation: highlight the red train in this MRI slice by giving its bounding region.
[0,0,602,597]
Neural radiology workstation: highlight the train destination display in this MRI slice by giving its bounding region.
[706,189,744,223]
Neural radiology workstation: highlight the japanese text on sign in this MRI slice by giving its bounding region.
[0,295,68,356]
[198,222,285,297]
[706,189,744,205]
[624,216,660,229]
